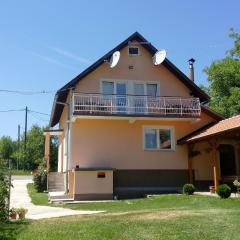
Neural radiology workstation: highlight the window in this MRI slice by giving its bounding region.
[145,129,157,149]
[144,127,174,151]
[146,83,158,97]
[102,81,114,95]
[128,47,139,56]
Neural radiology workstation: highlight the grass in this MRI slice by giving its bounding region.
[11,169,32,176]
[5,185,240,239]
[27,183,49,205]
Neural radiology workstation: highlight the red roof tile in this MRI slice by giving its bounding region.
[183,115,240,143]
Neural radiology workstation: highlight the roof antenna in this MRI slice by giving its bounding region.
[188,58,195,82]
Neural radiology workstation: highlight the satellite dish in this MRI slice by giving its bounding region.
[152,49,167,66]
[109,51,120,68]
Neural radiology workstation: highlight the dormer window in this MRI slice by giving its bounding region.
[128,47,139,56]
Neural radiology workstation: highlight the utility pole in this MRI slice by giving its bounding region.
[17,125,20,170]
[24,106,28,170]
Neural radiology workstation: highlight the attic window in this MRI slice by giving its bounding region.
[128,47,139,56]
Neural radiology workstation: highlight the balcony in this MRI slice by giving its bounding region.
[72,93,201,118]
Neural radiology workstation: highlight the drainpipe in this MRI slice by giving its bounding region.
[188,58,195,82]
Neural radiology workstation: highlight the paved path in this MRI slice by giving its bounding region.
[196,191,238,198]
[10,176,103,220]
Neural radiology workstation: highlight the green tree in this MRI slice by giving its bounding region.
[0,136,14,161]
[203,29,240,117]
[24,125,45,170]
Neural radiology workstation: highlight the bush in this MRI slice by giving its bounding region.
[16,208,28,220]
[217,184,231,199]
[33,159,47,192]
[0,164,10,222]
[183,184,195,195]
[33,171,47,192]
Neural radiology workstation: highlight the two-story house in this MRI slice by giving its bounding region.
[44,32,240,201]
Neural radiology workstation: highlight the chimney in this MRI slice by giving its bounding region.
[188,58,195,82]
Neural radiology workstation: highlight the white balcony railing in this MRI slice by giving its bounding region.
[72,93,201,118]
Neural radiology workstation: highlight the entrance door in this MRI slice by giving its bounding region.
[116,82,127,113]
[219,144,236,176]
[134,83,145,113]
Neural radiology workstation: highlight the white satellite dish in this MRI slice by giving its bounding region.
[152,49,167,66]
[109,51,120,68]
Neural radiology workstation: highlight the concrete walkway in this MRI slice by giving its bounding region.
[10,176,103,220]
[195,191,239,198]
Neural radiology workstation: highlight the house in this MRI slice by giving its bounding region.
[44,32,240,200]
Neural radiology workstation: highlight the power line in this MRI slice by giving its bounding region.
[28,111,49,122]
[0,87,73,95]
[28,110,50,116]
[0,109,25,112]
[0,89,54,95]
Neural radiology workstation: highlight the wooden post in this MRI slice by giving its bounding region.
[187,144,193,183]
[209,139,219,191]
[44,132,50,172]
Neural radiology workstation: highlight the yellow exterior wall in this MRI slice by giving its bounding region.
[70,111,213,178]
[74,170,113,195]
[56,41,217,183]
[73,44,191,97]
[192,142,214,180]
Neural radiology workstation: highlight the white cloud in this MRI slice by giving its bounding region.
[50,47,91,64]
[30,51,78,71]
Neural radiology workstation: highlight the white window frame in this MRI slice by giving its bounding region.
[143,126,175,151]
[100,79,129,95]
[128,46,140,56]
[100,79,160,96]
[132,80,160,96]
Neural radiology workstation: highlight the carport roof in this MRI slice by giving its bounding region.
[178,115,240,144]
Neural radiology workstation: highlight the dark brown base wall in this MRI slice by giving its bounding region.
[113,170,189,199]
[74,194,113,200]
[194,180,213,191]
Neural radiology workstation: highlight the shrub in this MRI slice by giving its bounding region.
[0,164,10,222]
[16,208,28,220]
[33,170,47,192]
[233,180,240,195]
[9,208,17,219]
[217,184,231,199]
[183,183,195,195]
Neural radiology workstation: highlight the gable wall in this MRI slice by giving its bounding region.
[73,44,192,97]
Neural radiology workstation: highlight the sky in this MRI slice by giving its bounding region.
[0,0,239,139]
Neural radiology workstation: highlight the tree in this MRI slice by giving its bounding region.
[227,28,240,58]
[24,125,45,170]
[0,136,14,161]
[203,29,240,118]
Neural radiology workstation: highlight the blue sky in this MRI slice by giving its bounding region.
[0,0,239,139]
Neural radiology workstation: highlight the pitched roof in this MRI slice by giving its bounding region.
[50,31,210,127]
[178,115,240,144]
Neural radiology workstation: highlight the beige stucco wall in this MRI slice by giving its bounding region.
[70,111,213,178]
[56,41,217,182]
[192,142,214,180]
[73,44,192,97]
[74,170,113,195]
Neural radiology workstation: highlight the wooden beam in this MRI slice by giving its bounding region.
[187,144,194,183]
[44,132,50,172]
[210,139,219,191]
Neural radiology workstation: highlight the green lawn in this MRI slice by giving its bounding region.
[27,183,49,205]
[11,169,32,176]
[2,186,240,240]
